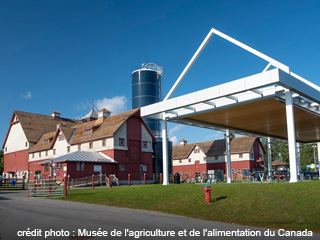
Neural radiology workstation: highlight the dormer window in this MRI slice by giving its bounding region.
[84,128,92,136]
[44,139,49,144]
[194,149,200,153]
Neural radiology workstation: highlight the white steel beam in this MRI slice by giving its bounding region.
[225,129,232,183]
[164,29,215,101]
[161,119,169,185]
[285,90,298,182]
[296,142,301,176]
[211,28,290,74]
[262,63,272,72]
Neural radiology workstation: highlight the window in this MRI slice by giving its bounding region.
[142,165,148,172]
[53,149,56,155]
[39,152,41,157]
[179,160,182,164]
[188,158,191,163]
[56,163,62,170]
[143,141,148,148]
[78,144,81,151]
[76,163,80,171]
[5,147,7,152]
[231,169,235,174]
[102,140,106,147]
[58,135,64,141]
[25,142,28,147]
[46,151,48,156]
[84,129,92,136]
[44,164,50,172]
[67,146,70,153]
[215,156,219,160]
[239,153,243,159]
[243,168,249,175]
[81,163,85,171]
[44,139,49,144]
[119,164,126,171]
[89,142,93,149]
[119,138,125,146]
[32,153,35,158]
[237,169,241,174]
[202,170,206,175]
[194,149,200,153]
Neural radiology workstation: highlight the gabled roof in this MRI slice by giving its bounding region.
[172,136,259,160]
[28,108,141,151]
[39,151,116,164]
[11,111,79,144]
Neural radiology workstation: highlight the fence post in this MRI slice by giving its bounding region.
[92,175,94,189]
[100,173,102,186]
[144,173,146,185]
[128,174,131,186]
[67,175,70,190]
[64,176,67,197]
[160,173,163,184]
[109,175,112,188]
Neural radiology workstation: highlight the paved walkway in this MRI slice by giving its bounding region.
[0,191,318,240]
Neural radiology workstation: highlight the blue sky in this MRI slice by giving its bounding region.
[1,0,320,146]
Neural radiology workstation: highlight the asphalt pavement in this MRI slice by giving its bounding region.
[0,190,318,240]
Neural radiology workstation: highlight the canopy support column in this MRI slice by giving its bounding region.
[267,137,273,181]
[318,143,320,179]
[296,142,301,177]
[161,118,169,185]
[225,129,232,183]
[285,90,298,183]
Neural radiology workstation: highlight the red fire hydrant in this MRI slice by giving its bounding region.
[203,185,212,204]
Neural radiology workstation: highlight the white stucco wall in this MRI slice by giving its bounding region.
[141,123,153,152]
[4,122,29,154]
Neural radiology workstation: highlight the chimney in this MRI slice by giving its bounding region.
[98,108,111,119]
[51,111,61,119]
[180,139,187,146]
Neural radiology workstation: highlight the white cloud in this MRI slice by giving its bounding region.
[21,92,32,99]
[95,95,128,115]
[170,136,179,146]
[168,124,184,137]
[205,131,224,140]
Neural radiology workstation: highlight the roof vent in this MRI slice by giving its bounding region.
[98,108,111,119]
[180,139,187,146]
[51,111,61,119]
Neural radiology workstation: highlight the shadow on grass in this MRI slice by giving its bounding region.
[212,196,227,202]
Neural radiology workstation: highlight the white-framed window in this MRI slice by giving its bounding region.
[231,169,235,174]
[89,142,93,149]
[53,149,56,155]
[239,153,243,159]
[78,144,81,151]
[142,165,147,172]
[188,158,191,163]
[67,146,70,153]
[58,135,64,141]
[179,160,182,164]
[194,149,200,153]
[39,152,41,157]
[243,168,249,175]
[32,153,34,158]
[143,141,148,148]
[76,163,80,171]
[102,140,106,147]
[81,163,85,171]
[45,151,48,156]
[237,169,241,174]
[119,164,126,171]
[119,138,125,146]
[84,129,92,136]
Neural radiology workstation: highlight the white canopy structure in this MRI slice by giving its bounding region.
[140,28,320,185]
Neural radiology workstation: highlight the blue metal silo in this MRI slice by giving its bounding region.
[132,63,162,134]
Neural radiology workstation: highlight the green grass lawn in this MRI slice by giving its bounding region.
[62,181,320,232]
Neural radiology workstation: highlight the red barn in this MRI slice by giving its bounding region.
[172,136,265,180]
[3,108,154,184]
